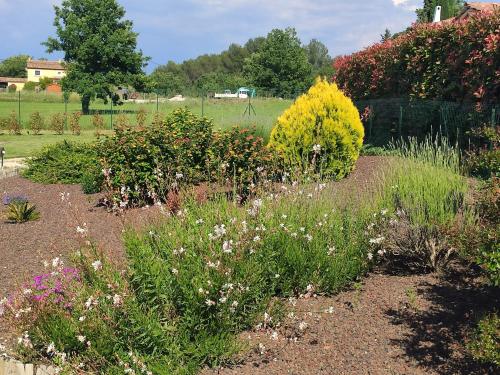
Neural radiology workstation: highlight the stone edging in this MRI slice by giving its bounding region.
[0,358,56,375]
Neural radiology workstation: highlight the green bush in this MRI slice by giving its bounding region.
[269,78,364,178]
[23,81,38,91]
[22,141,102,190]
[468,313,500,367]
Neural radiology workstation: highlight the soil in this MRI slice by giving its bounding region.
[0,156,497,374]
[202,269,498,375]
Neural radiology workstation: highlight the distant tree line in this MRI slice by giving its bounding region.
[150,28,334,98]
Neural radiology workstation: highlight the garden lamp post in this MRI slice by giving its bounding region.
[0,147,5,169]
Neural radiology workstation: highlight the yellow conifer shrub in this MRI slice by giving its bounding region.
[269,78,364,178]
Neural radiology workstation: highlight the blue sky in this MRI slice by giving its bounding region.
[0,1,486,72]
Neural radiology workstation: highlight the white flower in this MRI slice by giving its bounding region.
[327,246,336,256]
[213,224,226,238]
[271,331,279,340]
[367,253,374,261]
[52,257,62,268]
[312,144,321,153]
[281,214,288,219]
[219,296,227,304]
[84,296,96,310]
[304,234,313,241]
[91,260,102,271]
[298,321,308,331]
[79,316,86,322]
[205,299,216,306]
[198,287,205,294]
[381,208,388,216]
[171,268,179,275]
[196,219,204,225]
[252,199,263,209]
[377,249,386,256]
[253,235,261,242]
[23,288,32,295]
[258,343,266,354]
[113,294,123,306]
[299,227,306,232]
[77,335,86,343]
[275,274,280,279]
[369,236,385,245]
[47,342,56,354]
[231,301,239,308]
[175,172,184,179]
[291,232,298,238]
[326,306,334,314]
[222,240,233,254]
[76,224,88,236]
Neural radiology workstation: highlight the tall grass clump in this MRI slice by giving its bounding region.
[383,136,470,226]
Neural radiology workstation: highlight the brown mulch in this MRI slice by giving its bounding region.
[1,156,497,374]
[202,269,498,375]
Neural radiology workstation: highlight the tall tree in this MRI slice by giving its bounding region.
[244,28,312,98]
[0,55,30,78]
[303,39,333,79]
[44,0,149,113]
[416,0,464,23]
[380,29,392,42]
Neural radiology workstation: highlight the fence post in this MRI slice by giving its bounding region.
[369,105,373,140]
[490,108,496,150]
[398,105,403,139]
[201,94,205,117]
[18,91,21,130]
[110,99,113,130]
[64,96,68,131]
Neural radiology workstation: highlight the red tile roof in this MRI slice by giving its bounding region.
[0,77,27,83]
[465,2,499,12]
[26,60,65,70]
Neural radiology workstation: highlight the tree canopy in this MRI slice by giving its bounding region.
[244,28,312,98]
[416,0,464,22]
[152,29,332,98]
[0,55,30,78]
[44,0,149,113]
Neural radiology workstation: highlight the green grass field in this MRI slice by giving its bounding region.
[0,92,292,158]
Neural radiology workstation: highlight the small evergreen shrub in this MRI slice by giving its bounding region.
[23,81,37,91]
[22,141,102,190]
[136,107,147,128]
[50,113,65,135]
[8,111,21,135]
[69,111,82,136]
[29,112,44,135]
[269,78,364,178]
[92,113,104,137]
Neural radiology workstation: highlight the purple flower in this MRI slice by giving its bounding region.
[2,195,28,205]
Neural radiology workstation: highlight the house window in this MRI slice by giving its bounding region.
[58,72,61,75]
[35,70,41,76]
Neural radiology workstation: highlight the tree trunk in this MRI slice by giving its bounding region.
[81,95,90,115]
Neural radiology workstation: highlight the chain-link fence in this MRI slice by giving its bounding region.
[355,98,499,149]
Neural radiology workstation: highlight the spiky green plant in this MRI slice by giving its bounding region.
[7,201,40,223]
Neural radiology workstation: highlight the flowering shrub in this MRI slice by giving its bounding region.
[8,110,21,135]
[269,78,364,178]
[98,108,213,207]
[333,11,500,105]
[208,126,277,198]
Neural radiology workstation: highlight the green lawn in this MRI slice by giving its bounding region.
[0,93,292,158]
